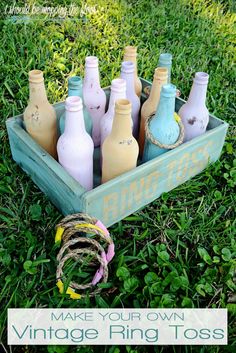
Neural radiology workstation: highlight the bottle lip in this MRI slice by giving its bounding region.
[68,76,82,88]
[65,96,83,111]
[159,53,172,63]
[121,61,135,74]
[194,72,209,84]
[29,70,44,83]
[154,67,168,79]
[124,46,137,57]
[161,83,176,97]
[115,98,132,114]
[85,56,98,68]
[111,78,126,92]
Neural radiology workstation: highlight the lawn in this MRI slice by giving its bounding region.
[0,0,235,352]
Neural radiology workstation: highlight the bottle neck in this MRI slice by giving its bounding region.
[107,89,126,115]
[84,66,100,87]
[64,109,86,136]
[188,81,208,106]
[111,111,133,139]
[29,81,48,103]
[120,71,135,94]
[68,86,83,98]
[149,76,167,103]
[124,54,137,75]
[155,94,175,123]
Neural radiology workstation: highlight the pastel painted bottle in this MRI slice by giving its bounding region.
[57,96,94,191]
[102,99,139,183]
[178,72,209,142]
[83,56,106,147]
[139,67,168,155]
[143,84,180,162]
[123,46,142,97]
[157,53,172,83]
[59,76,92,136]
[100,78,126,147]
[120,61,141,139]
[23,70,58,159]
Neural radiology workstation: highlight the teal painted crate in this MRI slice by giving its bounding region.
[6,78,228,227]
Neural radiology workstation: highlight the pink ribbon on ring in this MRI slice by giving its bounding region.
[91,220,115,285]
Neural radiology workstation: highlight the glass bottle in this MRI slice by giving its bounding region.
[143,84,180,162]
[139,67,168,155]
[178,72,209,142]
[102,99,139,183]
[120,61,140,139]
[23,70,58,159]
[57,96,94,191]
[83,56,106,147]
[59,76,92,136]
[123,46,142,97]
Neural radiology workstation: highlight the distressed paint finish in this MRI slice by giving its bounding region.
[6,78,228,227]
[6,102,86,215]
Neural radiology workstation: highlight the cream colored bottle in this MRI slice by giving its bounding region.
[123,46,142,97]
[102,99,139,183]
[23,70,58,159]
[139,67,168,156]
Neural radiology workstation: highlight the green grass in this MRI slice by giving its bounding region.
[0,0,235,352]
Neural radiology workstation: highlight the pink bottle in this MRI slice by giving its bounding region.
[57,96,94,191]
[178,72,209,142]
[120,61,141,139]
[83,56,106,147]
[100,78,126,147]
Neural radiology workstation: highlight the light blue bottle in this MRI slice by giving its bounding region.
[143,84,179,162]
[59,76,93,136]
[157,53,172,83]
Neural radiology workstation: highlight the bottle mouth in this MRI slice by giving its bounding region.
[65,96,83,111]
[194,72,209,84]
[115,98,132,114]
[85,56,98,68]
[29,70,44,83]
[161,83,176,97]
[159,53,172,63]
[111,78,126,92]
[121,61,135,74]
[154,67,168,79]
[68,76,82,88]
[124,46,137,57]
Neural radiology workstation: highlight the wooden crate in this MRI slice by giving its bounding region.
[6,78,228,227]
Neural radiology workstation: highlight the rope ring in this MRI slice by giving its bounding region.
[61,225,113,246]
[57,213,97,230]
[55,213,115,299]
[145,113,185,150]
[56,248,108,297]
[57,237,106,266]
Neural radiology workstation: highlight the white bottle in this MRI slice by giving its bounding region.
[83,56,106,147]
[120,61,141,139]
[57,96,94,191]
[178,72,209,142]
[100,78,126,147]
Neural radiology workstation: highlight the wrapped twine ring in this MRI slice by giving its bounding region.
[145,113,185,150]
[55,213,115,299]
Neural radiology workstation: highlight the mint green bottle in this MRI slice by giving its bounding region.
[157,53,172,83]
[59,76,93,136]
[143,84,179,162]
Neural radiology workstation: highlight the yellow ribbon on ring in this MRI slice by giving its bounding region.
[174,112,181,123]
[55,226,65,243]
[74,223,106,235]
[55,223,106,243]
[56,280,81,300]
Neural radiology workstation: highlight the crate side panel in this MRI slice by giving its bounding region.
[83,126,227,227]
[6,118,85,215]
